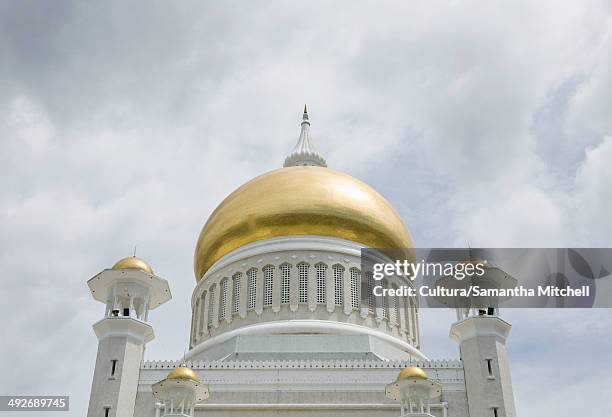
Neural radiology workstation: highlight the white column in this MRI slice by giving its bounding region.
[290,263,299,312]
[326,264,334,312]
[128,295,135,317]
[407,297,416,344]
[144,296,150,321]
[398,289,408,338]
[143,295,150,320]
[272,265,281,313]
[413,304,420,347]
[308,263,317,312]
[112,287,118,310]
[201,291,210,336]
[388,286,398,328]
[191,299,199,346]
[375,283,384,322]
[196,298,202,338]
[360,271,370,318]
[343,265,352,315]
[226,278,233,323]
[255,268,264,315]
[211,284,219,328]
[239,273,248,318]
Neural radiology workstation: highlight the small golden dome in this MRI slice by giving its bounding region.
[397,366,428,380]
[112,256,154,274]
[194,166,413,280]
[167,364,199,382]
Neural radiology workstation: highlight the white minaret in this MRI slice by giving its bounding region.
[86,256,171,417]
[448,260,518,417]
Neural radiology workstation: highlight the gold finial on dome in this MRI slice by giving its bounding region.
[397,366,428,380]
[112,256,153,274]
[167,363,199,382]
[283,107,326,168]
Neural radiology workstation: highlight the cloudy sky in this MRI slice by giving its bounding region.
[1,1,611,416]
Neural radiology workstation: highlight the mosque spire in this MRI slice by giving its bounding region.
[283,105,327,167]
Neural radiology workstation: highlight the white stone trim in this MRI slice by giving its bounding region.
[197,236,363,288]
[196,403,401,410]
[92,317,154,344]
[190,235,419,351]
[190,402,448,410]
[184,319,428,361]
[143,359,463,370]
[449,316,512,343]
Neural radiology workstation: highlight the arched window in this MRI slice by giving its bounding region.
[219,279,228,321]
[298,263,309,303]
[381,279,388,320]
[405,295,414,336]
[247,268,257,310]
[198,290,206,333]
[207,284,216,329]
[280,263,291,304]
[389,284,399,324]
[333,264,344,306]
[263,265,274,307]
[350,268,360,309]
[232,273,241,315]
[365,271,375,315]
[191,299,199,344]
[316,263,327,304]
[410,297,418,340]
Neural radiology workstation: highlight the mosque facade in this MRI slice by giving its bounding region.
[86,108,517,417]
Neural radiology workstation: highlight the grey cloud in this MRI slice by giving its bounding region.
[0,2,241,126]
[1,2,611,417]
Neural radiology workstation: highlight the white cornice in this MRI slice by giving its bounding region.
[142,359,462,369]
[92,317,155,344]
[449,315,512,344]
[184,319,428,361]
[195,236,364,295]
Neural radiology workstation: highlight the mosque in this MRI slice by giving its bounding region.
[86,107,517,417]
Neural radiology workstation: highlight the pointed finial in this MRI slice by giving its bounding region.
[283,107,326,168]
[133,245,137,257]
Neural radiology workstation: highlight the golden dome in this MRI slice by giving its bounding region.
[397,366,428,380]
[194,166,413,281]
[167,364,199,382]
[112,256,154,274]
